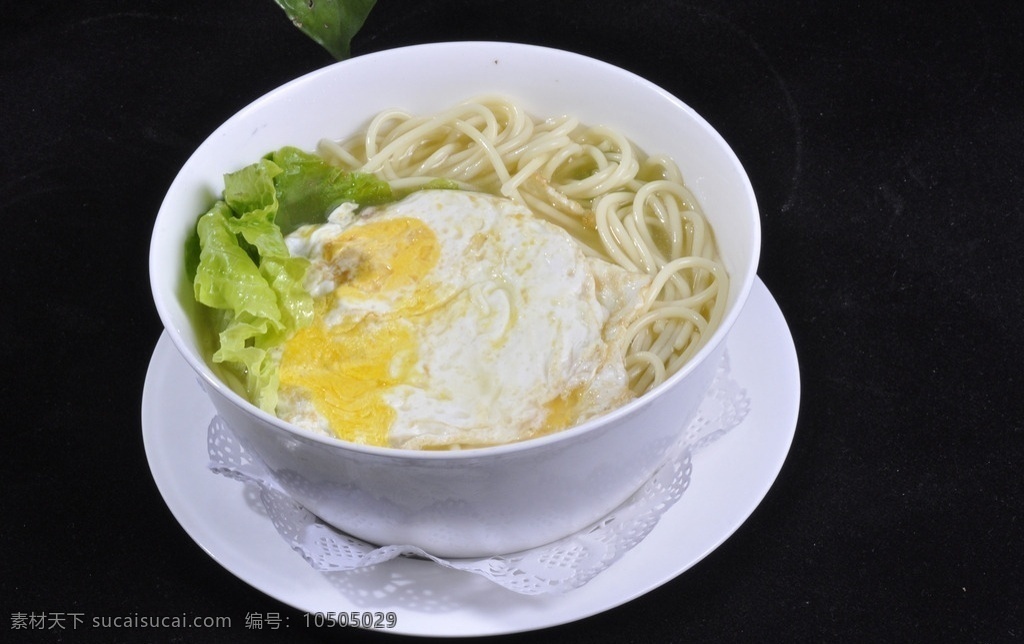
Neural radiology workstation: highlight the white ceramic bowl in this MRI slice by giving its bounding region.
[150,42,760,558]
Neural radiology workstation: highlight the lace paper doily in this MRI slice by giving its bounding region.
[207,354,749,595]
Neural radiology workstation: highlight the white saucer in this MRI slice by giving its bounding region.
[142,277,799,637]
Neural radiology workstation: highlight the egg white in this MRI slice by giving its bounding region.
[277,189,651,449]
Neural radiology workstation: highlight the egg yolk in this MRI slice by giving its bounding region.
[278,217,440,445]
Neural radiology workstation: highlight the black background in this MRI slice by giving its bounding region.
[2,1,1021,642]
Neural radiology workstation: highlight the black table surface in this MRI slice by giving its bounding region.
[2,1,1021,642]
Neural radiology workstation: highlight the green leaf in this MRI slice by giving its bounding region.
[273,0,377,60]
[191,144,395,410]
[268,146,392,234]
[193,171,314,412]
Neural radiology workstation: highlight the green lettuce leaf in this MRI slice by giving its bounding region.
[190,146,395,412]
[273,0,377,60]
[193,165,314,412]
[269,146,392,234]
[194,203,309,412]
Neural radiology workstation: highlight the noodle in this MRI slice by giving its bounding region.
[316,96,729,394]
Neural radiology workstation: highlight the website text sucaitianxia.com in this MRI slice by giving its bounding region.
[10,611,400,632]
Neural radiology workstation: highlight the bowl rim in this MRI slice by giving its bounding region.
[150,40,761,461]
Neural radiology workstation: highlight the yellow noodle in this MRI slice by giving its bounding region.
[318,96,729,394]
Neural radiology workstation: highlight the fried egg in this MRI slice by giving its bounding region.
[276,189,652,449]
